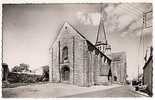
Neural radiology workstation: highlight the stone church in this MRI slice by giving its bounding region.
[49,22,112,87]
[49,8,127,87]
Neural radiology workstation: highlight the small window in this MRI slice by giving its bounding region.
[62,46,68,61]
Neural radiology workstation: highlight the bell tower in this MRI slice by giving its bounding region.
[95,6,111,55]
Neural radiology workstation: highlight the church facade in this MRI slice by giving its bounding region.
[49,22,112,87]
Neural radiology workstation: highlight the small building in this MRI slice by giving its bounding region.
[110,52,127,84]
[49,22,112,87]
[2,63,9,82]
[143,46,153,96]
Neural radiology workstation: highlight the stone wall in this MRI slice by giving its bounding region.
[86,43,111,86]
[74,36,86,86]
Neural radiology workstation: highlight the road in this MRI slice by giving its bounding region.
[62,85,145,97]
[2,83,121,98]
[2,83,147,98]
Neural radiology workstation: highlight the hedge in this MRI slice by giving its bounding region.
[7,72,43,83]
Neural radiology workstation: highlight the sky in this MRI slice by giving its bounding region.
[2,3,152,80]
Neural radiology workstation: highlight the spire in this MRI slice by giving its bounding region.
[96,6,107,45]
[95,5,111,55]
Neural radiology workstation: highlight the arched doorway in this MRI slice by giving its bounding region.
[114,76,117,81]
[61,66,70,82]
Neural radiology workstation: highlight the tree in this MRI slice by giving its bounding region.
[11,65,20,72]
[42,65,49,81]
[12,63,31,72]
[19,63,30,72]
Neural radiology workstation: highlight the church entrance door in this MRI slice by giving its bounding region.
[61,66,70,83]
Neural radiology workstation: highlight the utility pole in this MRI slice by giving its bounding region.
[138,65,139,82]
[137,10,152,84]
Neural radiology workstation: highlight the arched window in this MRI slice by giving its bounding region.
[62,46,68,61]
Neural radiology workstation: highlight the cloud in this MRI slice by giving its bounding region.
[136,27,152,37]
[76,4,152,38]
[103,3,152,37]
[77,11,100,26]
[120,32,128,37]
[118,15,134,30]
[89,13,101,26]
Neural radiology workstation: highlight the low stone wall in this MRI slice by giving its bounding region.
[7,72,42,83]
